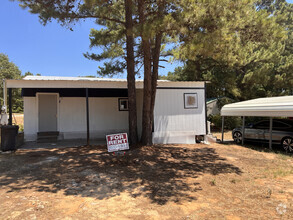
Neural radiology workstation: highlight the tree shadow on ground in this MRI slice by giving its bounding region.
[0,144,242,205]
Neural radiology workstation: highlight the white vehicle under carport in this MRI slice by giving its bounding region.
[232,119,293,152]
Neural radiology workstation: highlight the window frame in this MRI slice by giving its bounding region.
[253,121,270,129]
[273,121,291,130]
[184,93,198,109]
[118,98,129,111]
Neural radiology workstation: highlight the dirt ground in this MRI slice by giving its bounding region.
[0,142,292,220]
[212,130,234,141]
[12,113,23,127]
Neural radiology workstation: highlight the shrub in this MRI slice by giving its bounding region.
[18,124,24,132]
[209,114,242,130]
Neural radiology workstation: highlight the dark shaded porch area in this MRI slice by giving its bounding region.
[20,139,107,150]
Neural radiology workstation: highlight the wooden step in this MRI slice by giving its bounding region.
[37,131,59,137]
[37,137,58,143]
[37,131,59,143]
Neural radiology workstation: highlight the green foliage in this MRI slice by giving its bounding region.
[176,0,286,64]
[96,61,126,78]
[0,53,23,113]
[18,123,24,132]
[24,71,33,76]
[210,179,216,186]
[163,0,292,101]
[15,0,293,111]
[209,114,242,130]
[0,54,39,113]
[83,21,127,76]
[15,0,180,78]
[0,54,21,80]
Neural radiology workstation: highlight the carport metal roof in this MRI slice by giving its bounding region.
[221,96,293,117]
[220,95,293,150]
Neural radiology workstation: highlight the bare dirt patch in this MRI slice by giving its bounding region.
[213,130,233,141]
[12,113,23,127]
[0,143,292,219]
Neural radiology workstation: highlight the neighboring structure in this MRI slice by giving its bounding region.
[5,76,208,144]
[206,98,220,116]
[206,97,231,116]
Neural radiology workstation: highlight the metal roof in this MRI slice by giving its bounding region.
[23,76,168,82]
[6,76,205,89]
[221,96,293,117]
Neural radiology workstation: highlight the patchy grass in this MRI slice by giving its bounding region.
[277,153,293,161]
[210,179,216,186]
[0,142,292,219]
[271,168,293,179]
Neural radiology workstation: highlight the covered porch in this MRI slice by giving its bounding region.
[20,139,106,150]
[5,76,145,145]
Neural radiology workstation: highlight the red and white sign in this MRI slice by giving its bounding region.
[106,133,129,152]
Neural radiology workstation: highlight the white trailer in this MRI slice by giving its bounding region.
[6,76,207,144]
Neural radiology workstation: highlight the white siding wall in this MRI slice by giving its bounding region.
[207,101,220,116]
[136,89,143,138]
[23,97,38,141]
[24,94,144,141]
[153,89,206,144]
[23,88,206,144]
[59,97,130,139]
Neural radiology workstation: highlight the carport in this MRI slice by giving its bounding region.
[221,96,293,149]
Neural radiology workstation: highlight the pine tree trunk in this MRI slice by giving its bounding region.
[125,0,138,145]
[149,1,164,144]
[150,32,162,129]
[138,0,153,145]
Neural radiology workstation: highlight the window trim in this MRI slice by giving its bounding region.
[118,98,129,111]
[184,93,198,109]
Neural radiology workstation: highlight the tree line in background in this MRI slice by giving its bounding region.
[7,0,293,144]
[0,53,39,113]
[161,0,293,102]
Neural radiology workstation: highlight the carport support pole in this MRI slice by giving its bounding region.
[8,88,12,125]
[86,88,90,146]
[242,116,245,145]
[221,116,224,142]
[269,117,273,150]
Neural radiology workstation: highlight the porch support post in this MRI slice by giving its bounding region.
[3,80,7,113]
[242,116,245,145]
[86,88,90,146]
[269,117,273,150]
[221,116,224,142]
[8,88,12,125]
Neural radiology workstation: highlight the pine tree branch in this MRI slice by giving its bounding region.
[72,14,125,25]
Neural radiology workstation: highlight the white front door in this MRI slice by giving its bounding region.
[38,94,58,132]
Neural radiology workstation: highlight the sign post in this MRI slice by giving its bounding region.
[106,133,129,153]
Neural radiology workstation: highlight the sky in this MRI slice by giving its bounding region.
[0,0,292,78]
[0,0,180,78]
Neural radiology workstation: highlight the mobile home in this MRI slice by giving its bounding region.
[6,76,207,144]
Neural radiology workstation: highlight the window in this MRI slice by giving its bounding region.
[119,98,128,111]
[273,121,291,130]
[184,93,198,109]
[254,121,270,129]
